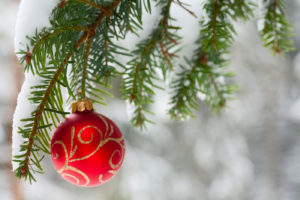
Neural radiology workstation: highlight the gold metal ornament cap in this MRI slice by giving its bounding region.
[72,99,93,113]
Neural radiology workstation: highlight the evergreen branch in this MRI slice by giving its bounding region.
[31,27,87,56]
[169,51,231,120]
[94,0,121,28]
[211,1,219,53]
[169,60,199,119]
[122,0,180,128]
[19,26,86,74]
[169,0,254,119]
[13,0,295,184]
[71,0,144,105]
[69,0,106,11]
[81,32,94,99]
[104,17,110,69]
[15,0,123,182]
[173,0,197,18]
[205,58,224,104]
[228,0,255,20]
[17,33,87,180]
[261,0,294,53]
[23,26,87,66]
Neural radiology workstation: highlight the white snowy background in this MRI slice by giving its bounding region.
[1,0,300,200]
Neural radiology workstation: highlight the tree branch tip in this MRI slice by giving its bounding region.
[59,0,66,8]
[220,100,226,109]
[174,0,197,18]
[25,51,32,65]
[199,53,207,65]
[20,167,27,177]
[130,93,136,101]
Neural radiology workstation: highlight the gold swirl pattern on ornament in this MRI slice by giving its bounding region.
[70,127,76,158]
[62,173,80,185]
[52,140,69,173]
[109,149,122,169]
[99,174,104,183]
[109,170,117,175]
[69,125,104,162]
[98,114,114,137]
[77,125,99,144]
[107,136,125,172]
[63,166,90,186]
[53,153,59,159]
[108,124,114,137]
[70,145,78,159]
[52,115,125,185]
[52,136,90,186]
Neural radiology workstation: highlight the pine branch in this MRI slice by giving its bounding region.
[81,0,145,104]
[14,0,124,182]
[69,0,106,11]
[81,31,94,99]
[19,26,86,74]
[261,0,294,53]
[173,0,197,18]
[13,0,295,183]
[122,0,180,129]
[16,51,72,182]
[169,0,254,120]
[228,0,256,20]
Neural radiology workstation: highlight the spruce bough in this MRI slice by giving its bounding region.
[14,0,294,183]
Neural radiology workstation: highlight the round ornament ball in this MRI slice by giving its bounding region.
[50,100,125,187]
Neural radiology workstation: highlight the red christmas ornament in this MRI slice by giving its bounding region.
[50,100,125,187]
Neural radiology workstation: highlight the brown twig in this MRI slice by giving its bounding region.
[70,0,106,11]
[272,1,281,53]
[159,41,178,68]
[174,0,197,18]
[104,17,111,69]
